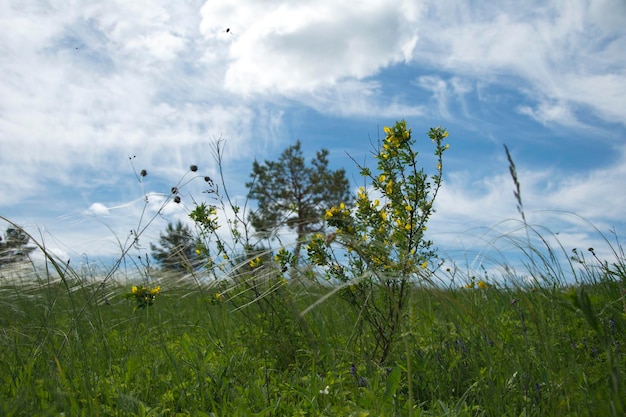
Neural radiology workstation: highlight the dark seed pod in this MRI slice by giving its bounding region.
[171,187,178,194]
[140,169,147,177]
[174,196,181,204]
[190,165,198,172]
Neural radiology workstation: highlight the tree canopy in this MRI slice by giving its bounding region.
[247,140,352,261]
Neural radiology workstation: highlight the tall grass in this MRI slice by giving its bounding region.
[0,224,624,416]
[1,148,624,416]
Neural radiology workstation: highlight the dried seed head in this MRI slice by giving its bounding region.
[140,169,147,177]
[204,176,212,183]
[174,196,181,204]
[190,165,198,172]
[171,187,178,194]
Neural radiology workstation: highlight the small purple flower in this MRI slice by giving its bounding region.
[609,317,616,335]
[350,364,357,378]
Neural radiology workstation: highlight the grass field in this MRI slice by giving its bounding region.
[1,235,625,417]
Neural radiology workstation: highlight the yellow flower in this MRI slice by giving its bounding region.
[381,211,387,220]
[325,209,333,218]
[249,257,262,268]
[339,202,345,209]
[385,180,393,194]
[445,143,450,150]
[131,285,138,294]
[405,205,412,211]
[437,163,442,170]
[477,280,489,289]
[405,223,411,231]
[195,249,201,255]
[373,199,379,207]
[150,286,161,295]
[215,292,223,300]
[383,126,392,135]
[379,174,386,183]
[420,261,428,270]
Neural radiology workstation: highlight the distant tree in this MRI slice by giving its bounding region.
[150,221,200,272]
[0,226,36,265]
[247,140,352,262]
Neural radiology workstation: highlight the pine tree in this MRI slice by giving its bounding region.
[247,140,352,262]
[150,221,200,271]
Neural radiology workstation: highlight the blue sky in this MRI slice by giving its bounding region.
[1,0,625,275]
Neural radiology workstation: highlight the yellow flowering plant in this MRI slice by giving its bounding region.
[127,284,161,309]
[307,120,450,363]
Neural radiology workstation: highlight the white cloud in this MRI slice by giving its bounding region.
[415,75,473,119]
[0,0,263,209]
[436,151,626,232]
[413,0,626,128]
[86,203,110,216]
[430,143,626,265]
[200,0,421,95]
[517,100,582,127]
[125,31,187,62]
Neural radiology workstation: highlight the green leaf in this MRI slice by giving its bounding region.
[383,366,401,402]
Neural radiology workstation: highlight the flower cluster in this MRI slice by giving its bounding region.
[127,285,161,309]
[249,256,263,268]
[464,278,489,289]
[324,202,350,222]
[309,120,449,283]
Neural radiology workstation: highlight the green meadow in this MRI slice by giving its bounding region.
[1,125,624,416]
[0,241,624,416]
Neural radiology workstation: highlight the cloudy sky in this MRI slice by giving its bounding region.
[1,0,625,274]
